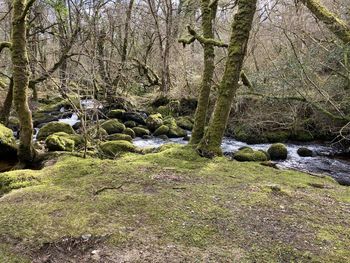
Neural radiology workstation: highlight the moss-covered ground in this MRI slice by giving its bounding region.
[0,145,349,262]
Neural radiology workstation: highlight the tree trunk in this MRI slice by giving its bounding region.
[0,79,14,125]
[189,0,217,145]
[11,0,36,163]
[197,0,257,157]
[300,0,350,44]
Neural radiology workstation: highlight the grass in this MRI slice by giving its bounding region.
[0,145,349,262]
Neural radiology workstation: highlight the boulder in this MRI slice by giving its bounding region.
[37,122,75,141]
[132,127,150,137]
[120,112,146,125]
[163,116,186,138]
[267,143,288,160]
[265,131,289,143]
[124,120,137,128]
[101,119,125,134]
[45,133,75,152]
[33,112,59,127]
[107,133,133,142]
[153,125,170,136]
[233,147,268,162]
[123,128,136,138]
[146,113,163,131]
[0,123,17,158]
[107,109,125,119]
[99,141,136,157]
[297,147,313,157]
[49,132,85,148]
[176,116,194,131]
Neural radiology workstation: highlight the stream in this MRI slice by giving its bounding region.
[133,134,350,185]
[33,100,350,186]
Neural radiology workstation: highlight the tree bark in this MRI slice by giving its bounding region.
[11,0,36,163]
[189,0,217,145]
[0,79,14,125]
[197,0,257,157]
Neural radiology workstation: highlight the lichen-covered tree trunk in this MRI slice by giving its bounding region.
[197,0,257,157]
[189,0,217,145]
[300,0,350,44]
[11,0,36,163]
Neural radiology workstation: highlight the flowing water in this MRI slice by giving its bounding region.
[44,101,350,185]
[134,134,350,185]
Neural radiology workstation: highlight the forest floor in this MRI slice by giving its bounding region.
[0,145,349,262]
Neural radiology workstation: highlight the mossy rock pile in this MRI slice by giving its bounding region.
[176,116,194,131]
[153,125,170,136]
[45,133,75,152]
[99,140,136,157]
[124,120,137,128]
[0,124,17,158]
[101,119,125,135]
[233,147,269,162]
[268,143,288,160]
[146,113,163,131]
[132,127,150,137]
[37,122,75,141]
[123,128,136,138]
[107,109,125,119]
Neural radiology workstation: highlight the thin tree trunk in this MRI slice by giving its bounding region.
[11,0,36,163]
[190,0,217,145]
[0,79,14,125]
[197,0,257,157]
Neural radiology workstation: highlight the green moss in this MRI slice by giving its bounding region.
[0,123,17,158]
[0,145,349,261]
[99,140,136,157]
[124,120,137,128]
[153,125,170,136]
[36,122,75,141]
[123,127,136,138]
[267,143,288,160]
[233,147,268,162]
[146,113,163,131]
[265,131,289,143]
[107,133,132,142]
[132,127,150,137]
[45,133,75,152]
[290,130,314,142]
[156,105,171,116]
[107,109,125,119]
[101,119,126,135]
[176,116,194,131]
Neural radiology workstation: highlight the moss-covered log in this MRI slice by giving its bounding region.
[197,0,257,157]
[300,0,350,44]
[11,0,36,163]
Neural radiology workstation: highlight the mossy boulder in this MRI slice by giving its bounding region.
[45,133,75,152]
[124,120,137,128]
[101,119,125,135]
[267,143,288,160]
[146,113,163,131]
[156,105,170,116]
[123,128,136,138]
[107,133,133,142]
[0,124,17,158]
[32,112,59,127]
[120,112,146,125]
[168,126,187,138]
[233,126,268,144]
[107,109,125,119]
[37,122,75,141]
[153,125,170,136]
[176,116,194,131]
[233,147,268,162]
[49,132,84,148]
[99,141,136,157]
[132,127,150,137]
[297,147,313,157]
